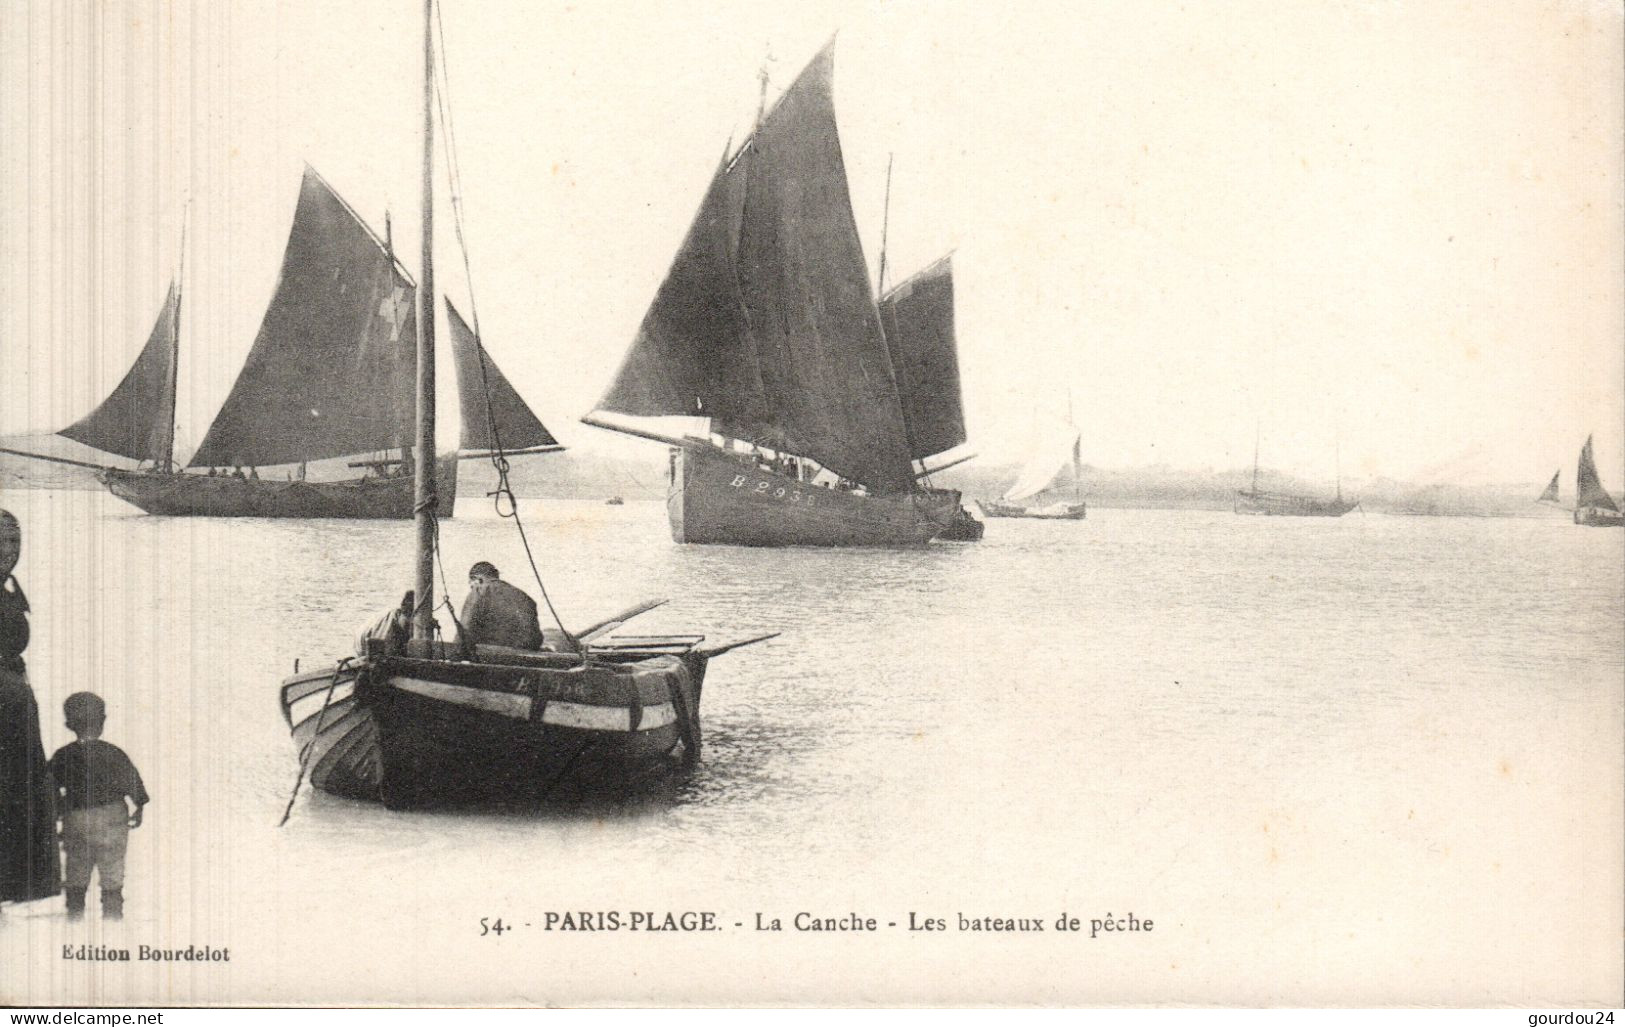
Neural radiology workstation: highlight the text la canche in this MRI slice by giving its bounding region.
[752,912,1156,937]
[755,912,879,931]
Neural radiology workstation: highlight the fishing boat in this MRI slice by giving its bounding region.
[1573,436,1623,527]
[1535,470,1562,507]
[1233,430,1358,517]
[982,405,1087,521]
[280,605,767,808]
[279,0,770,811]
[582,43,975,547]
[0,171,558,518]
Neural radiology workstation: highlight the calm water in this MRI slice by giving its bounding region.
[3,486,1621,1005]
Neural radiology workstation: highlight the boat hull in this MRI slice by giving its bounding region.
[667,444,961,547]
[1575,506,1625,528]
[981,499,1087,520]
[281,648,707,808]
[1234,491,1357,517]
[99,457,459,519]
[936,508,985,540]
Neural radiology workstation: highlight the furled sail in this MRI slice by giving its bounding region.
[1003,417,1081,503]
[1536,470,1560,505]
[60,282,179,464]
[734,44,916,494]
[590,151,766,437]
[1576,436,1619,512]
[446,302,559,454]
[189,168,417,467]
[880,257,965,462]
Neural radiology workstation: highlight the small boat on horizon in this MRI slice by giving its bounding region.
[1535,470,1562,507]
[1571,436,1623,528]
[582,42,975,547]
[1,170,559,518]
[982,402,1087,521]
[1233,429,1358,518]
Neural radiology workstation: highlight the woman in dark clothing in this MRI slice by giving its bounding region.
[0,509,61,909]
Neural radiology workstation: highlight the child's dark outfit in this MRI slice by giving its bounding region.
[47,740,148,919]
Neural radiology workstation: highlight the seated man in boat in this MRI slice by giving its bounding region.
[455,561,545,653]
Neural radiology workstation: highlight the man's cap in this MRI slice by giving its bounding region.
[469,561,500,579]
[63,691,105,725]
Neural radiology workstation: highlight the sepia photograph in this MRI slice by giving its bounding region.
[0,0,1621,1009]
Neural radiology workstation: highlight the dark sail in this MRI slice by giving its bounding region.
[447,302,558,453]
[189,168,416,467]
[1576,436,1619,512]
[592,153,766,434]
[1536,470,1560,504]
[734,45,916,494]
[60,282,179,464]
[879,257,965,462]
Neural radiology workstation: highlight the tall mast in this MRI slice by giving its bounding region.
[385,210,406,467]
[1069,391,1080,502]
[877,153,893,295]
[755,62,770,133]
[163,211,187,473]
[1335,435,1342,502]
[411,0,438,641]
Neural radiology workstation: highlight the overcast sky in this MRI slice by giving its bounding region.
[1,0,1620,486]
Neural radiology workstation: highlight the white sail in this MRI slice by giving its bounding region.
[1003,417,1080,503]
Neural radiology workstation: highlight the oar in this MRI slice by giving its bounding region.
[696,632,781,659]
[278,658,354,826]
[574,598,669,643]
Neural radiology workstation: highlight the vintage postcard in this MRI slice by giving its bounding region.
[1,0,1621,1009]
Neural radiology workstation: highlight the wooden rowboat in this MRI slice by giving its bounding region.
[280,634,731,809]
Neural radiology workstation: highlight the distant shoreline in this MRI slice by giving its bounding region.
[3,436,1611,520]
[0,476,1578,519]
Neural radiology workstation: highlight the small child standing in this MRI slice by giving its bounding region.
[47,693,148,921]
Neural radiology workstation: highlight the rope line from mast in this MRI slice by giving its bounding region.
[429,511,473,647]
[429,1,578,654]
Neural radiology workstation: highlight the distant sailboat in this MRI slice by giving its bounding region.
[1573,436,1623,528]
[2,170,559,518]
[982,407,1087,520]
[582,43,972,546]
[1233,429,1358,517]
[1535,470,1561,506]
